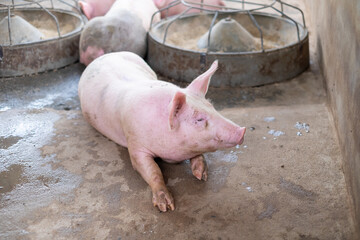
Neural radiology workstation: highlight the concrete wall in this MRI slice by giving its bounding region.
[305,0,360,233]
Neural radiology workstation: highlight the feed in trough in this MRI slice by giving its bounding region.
[197,17,257,52]
[0,15,44,45]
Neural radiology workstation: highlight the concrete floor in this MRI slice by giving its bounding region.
[0,60,357,239]
[0,2,357,240]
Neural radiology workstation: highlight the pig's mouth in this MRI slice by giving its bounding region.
[214,136,242,148]
[214,130,245,148]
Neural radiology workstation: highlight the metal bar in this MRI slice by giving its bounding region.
[271,6,300,41]
[242,0,245,10]
[58,0,83,15]
[220,0,277,13]
[7,6,12,45]
[150,0,182,30]
[199,52,206,72]
[206,11,219,53]
[57,0,85,28]
[279,0,306,27]
[163,7,193,44]
[219,0,276,7]
[279,0,284,13]
[181,0,224,11]
[33,1,62,38]
[0,45,3,62]
[0,0,49,8]
[165,0,181,19]
[149,11,159,31]
[247,10,264,52]
[50,0,54,9]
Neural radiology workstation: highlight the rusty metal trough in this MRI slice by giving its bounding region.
[147,0,309,87]
[0,1,84,77]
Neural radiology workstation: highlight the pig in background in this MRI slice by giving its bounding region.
[78,0,116,20]
[153,0,225,18]
[78,51,246,212]
[79,0,160,66]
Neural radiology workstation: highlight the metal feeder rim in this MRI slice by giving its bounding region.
[179,0,278,13]
[151,0,278,21]
[149,12,308,55]
[150,0,306,30]
[148,32,308,57]
[0,8,84,47]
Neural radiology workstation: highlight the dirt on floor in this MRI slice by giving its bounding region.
[0,57,356,239]
[0,0,357,239]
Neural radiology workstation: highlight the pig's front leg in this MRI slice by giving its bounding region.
[190,155,208,181]
[129,148,175,212]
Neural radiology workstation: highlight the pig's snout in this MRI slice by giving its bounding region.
[228,126,246,146]
[80,46,105,66]
[216,126,246,148]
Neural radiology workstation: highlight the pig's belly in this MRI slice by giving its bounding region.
[81,86,128,148]
[83,105,128,148]
[156,149,202,163]
[95,115,128,147]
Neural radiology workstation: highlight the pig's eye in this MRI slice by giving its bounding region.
[195,118,208,128]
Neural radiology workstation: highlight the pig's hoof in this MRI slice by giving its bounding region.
[190,155,208,181]
[152,188,175,212]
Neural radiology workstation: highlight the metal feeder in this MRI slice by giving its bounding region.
[148,0,309,87]
[0,0,85,77]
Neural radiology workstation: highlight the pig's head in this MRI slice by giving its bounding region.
[79,19,107,66]
[168,60,246,154]
[80,45,105,66]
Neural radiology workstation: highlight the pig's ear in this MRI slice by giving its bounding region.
[79,1,93,19]
[169,91,186,130]
[187,60,218,97]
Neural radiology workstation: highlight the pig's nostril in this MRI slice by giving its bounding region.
[214,136,223,143]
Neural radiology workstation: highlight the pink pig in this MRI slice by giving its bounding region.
[79,0,160,66]
[78,52,246,212]
[79,0,116,20]
[153,0,225,18]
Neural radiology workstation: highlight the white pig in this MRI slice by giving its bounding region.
[79,0,116,20]
[78,51,246,212]
[79,0,160,66]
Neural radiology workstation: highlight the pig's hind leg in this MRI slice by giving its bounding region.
[190,155,208,181]
[128,148,175,212]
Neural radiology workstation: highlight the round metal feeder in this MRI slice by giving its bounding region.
[0,0,85,77]
[148,0,309,87]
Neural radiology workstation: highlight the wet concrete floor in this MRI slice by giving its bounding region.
[0,58,357,239]
[0,1,357,239]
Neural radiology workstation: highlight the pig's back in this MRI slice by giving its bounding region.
[106,0,160,30]
[78,52,157,146]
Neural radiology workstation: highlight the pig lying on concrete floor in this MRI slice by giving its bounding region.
[78,52,246,212]
[79,0,160,66]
